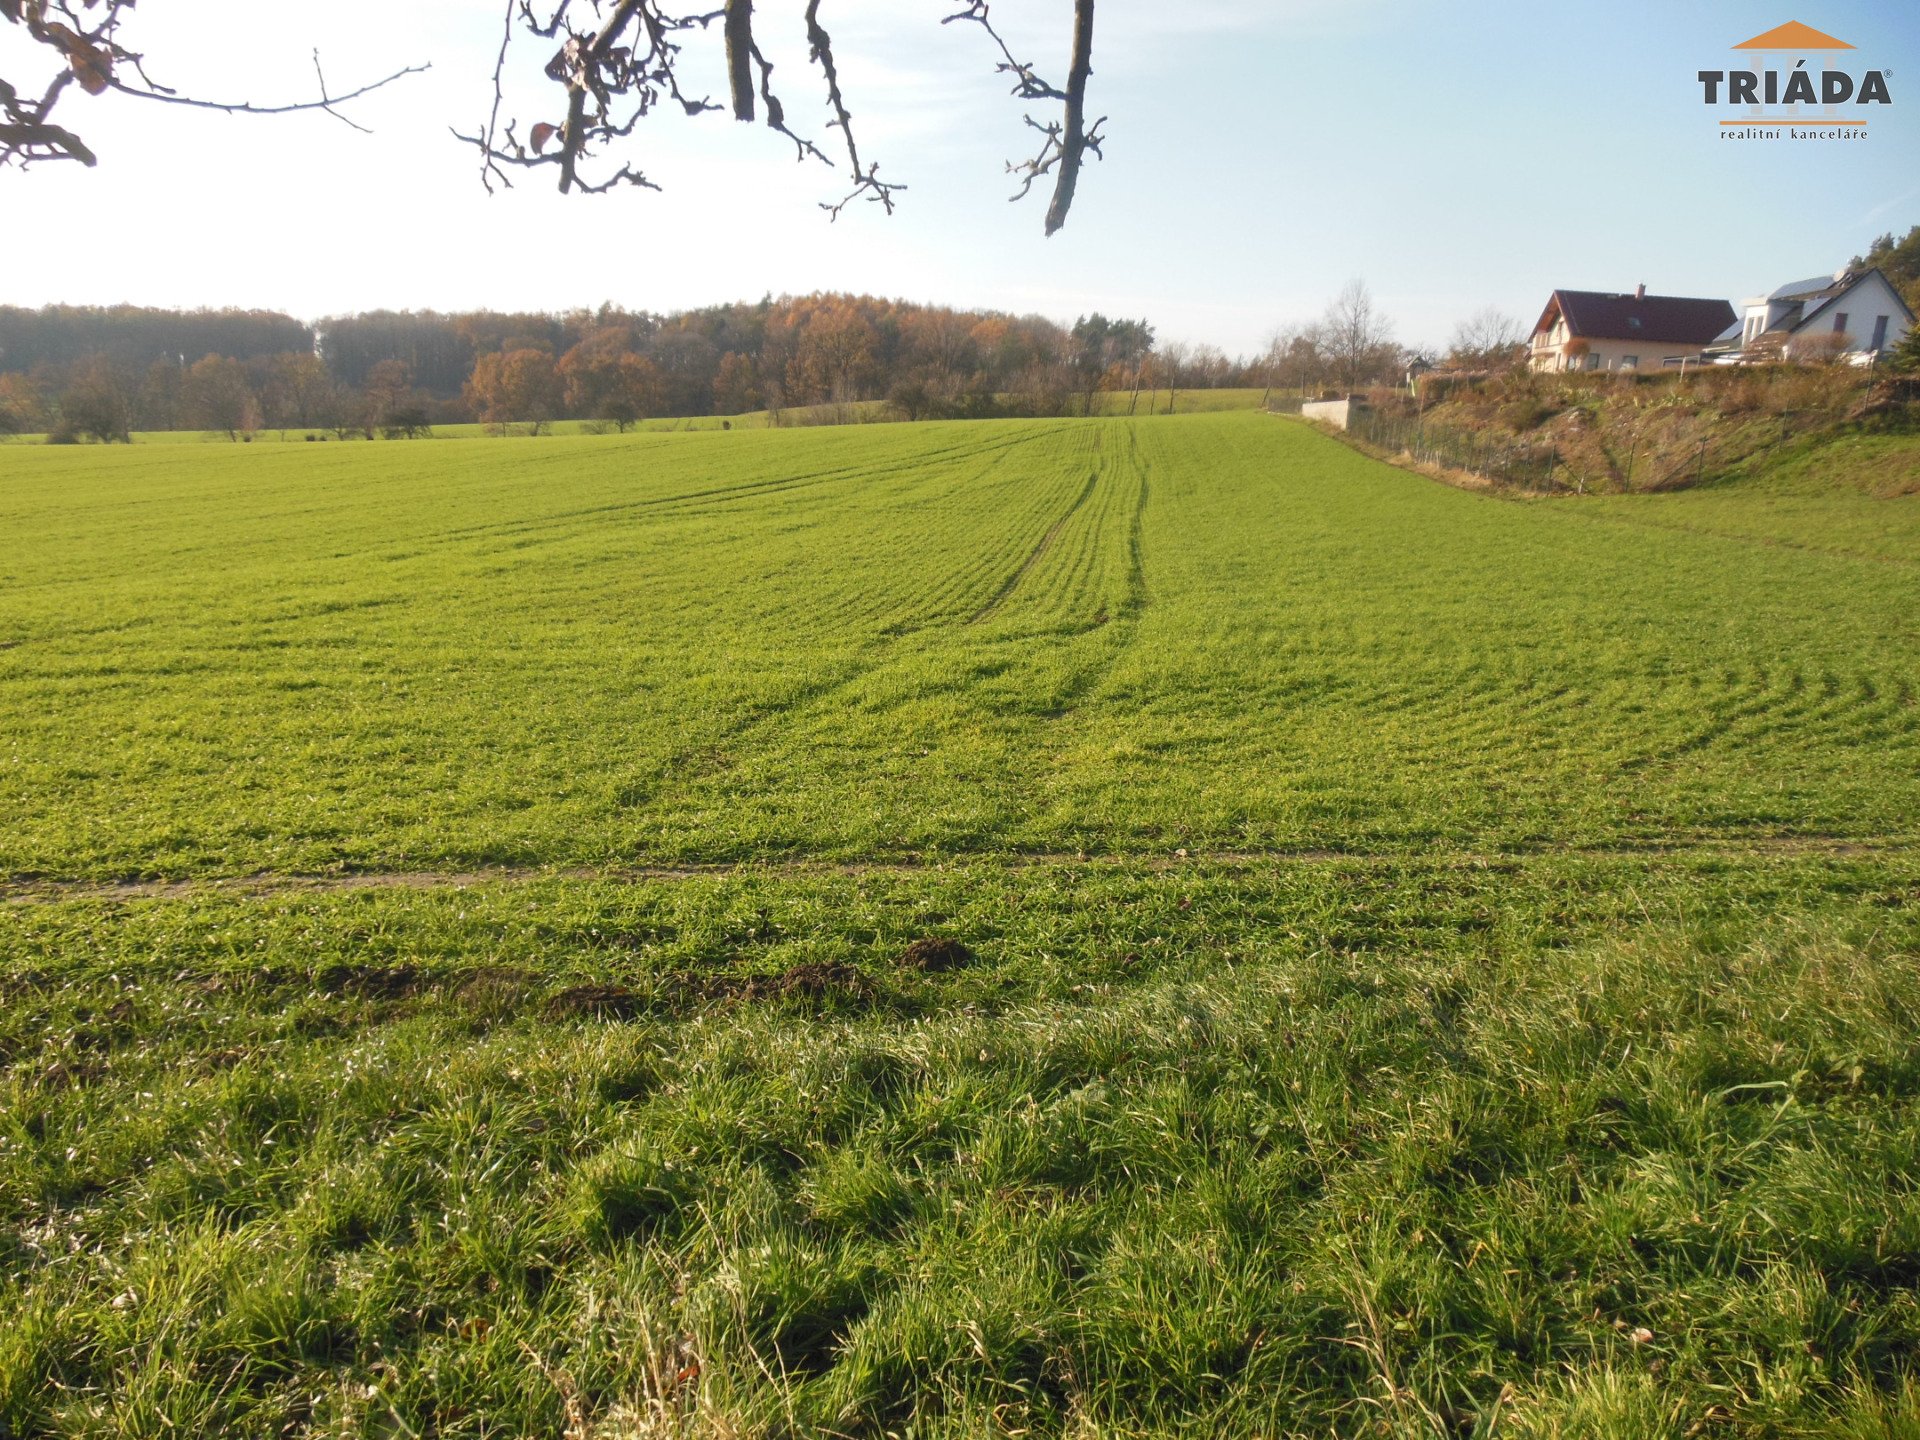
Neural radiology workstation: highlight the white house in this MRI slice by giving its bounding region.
[1728,267,1914,364]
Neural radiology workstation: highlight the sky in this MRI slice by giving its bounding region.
[3,0,1917,354]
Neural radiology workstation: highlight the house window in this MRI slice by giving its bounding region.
[1585,352,1599,371]
[1871,315,1890,351]
[1622,355,1639,369]
[1832,311,1849,334]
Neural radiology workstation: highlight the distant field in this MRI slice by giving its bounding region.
[0,387,1269,447]
[3,414,1917,1437]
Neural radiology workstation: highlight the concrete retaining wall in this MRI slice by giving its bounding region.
[1300,399,1355,429]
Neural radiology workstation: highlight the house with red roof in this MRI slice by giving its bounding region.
[1527,286,1736,373]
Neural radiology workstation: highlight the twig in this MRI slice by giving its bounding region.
[103,60,429,119]
[945,0,1101,233]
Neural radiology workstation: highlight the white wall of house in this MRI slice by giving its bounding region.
[1786,270,1912,357]
[1739,299,1791,347]
[1531,336,1712,373]
[1528,316,1569,370]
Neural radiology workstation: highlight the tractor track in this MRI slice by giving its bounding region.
[2,835,1911,905]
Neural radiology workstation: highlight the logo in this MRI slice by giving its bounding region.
[1698,21,1891,141]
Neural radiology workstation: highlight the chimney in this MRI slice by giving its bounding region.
[1635,283,1646,301]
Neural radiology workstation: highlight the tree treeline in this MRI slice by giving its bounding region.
[2,295,1281,439]
[0,306,314,374]
[1852,226,1920,317]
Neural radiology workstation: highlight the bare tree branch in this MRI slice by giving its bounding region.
[940,1,1066,101]
[1044,0,1095,236]
[1,0,426,172]
[4,0,1098,232]
[310,51,376,135]
[724,0,755,120]
[102,58,429,122]
[473,0,520,193]
[944,0,1102,235]
[806,0,903,219]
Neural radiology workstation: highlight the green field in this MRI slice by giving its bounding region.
[0,384,1267,447]
[3,414,1918,1437]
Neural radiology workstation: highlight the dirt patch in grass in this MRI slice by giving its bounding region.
[313,961,430,1000]
[897,937,975,972]
[762,960,869,998]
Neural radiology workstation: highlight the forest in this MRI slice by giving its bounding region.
[0,296,1239,439]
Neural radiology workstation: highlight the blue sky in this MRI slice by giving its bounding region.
[3,0,1916,353]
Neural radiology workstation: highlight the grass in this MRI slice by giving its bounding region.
[0,387,1268,448]
[3,414,1917,877]
[2,412,1918,1436]
[1577,431,1920,564]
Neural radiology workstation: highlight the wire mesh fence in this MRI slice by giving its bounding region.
[1337,407,1567,492]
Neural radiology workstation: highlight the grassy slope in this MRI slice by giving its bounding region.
[2,414,1919,1438]
[1580,431,1920,561]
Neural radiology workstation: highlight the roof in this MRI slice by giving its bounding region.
[1769,273,1844,302]
[1538,290,1736,346]
[1787,268,1919,334]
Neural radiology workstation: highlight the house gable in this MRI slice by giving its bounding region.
[1788,268,1917,337]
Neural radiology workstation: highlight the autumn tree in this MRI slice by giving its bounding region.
[137,358,182,431]
[900,309,980,404]
[257,352,336,433]
[363,360,416,436]
[1,291,1178,434]
[711,352,761,415]
[324,383,366,442]
[649,329,722,417]
[58,355,134,442]
[558,339,664,432]
[467,348,564,435]
[182,354,257,440]
[0,371,44,436]
[792,302,879,407]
